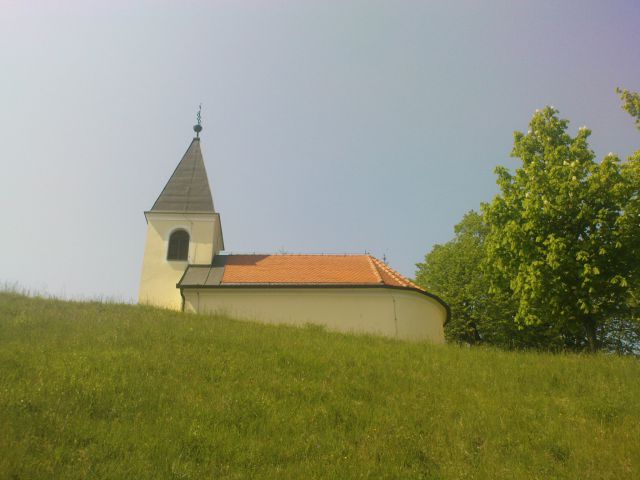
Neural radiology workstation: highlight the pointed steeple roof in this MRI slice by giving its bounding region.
[151,138,215,213]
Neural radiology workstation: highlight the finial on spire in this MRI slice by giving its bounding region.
[193,104,203,138]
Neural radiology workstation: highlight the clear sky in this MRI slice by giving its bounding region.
[1,0,639,301]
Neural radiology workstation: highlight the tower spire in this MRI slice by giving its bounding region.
[150,133,214,213]
[193,104,203,138]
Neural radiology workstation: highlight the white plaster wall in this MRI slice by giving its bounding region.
[138,212,222,309]
[183,287,446,343]
[393,289,447,341]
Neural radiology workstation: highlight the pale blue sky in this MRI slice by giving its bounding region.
[1,0,639,300]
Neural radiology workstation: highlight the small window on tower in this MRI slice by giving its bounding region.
[167,230,189,261]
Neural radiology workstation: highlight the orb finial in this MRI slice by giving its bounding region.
[193,104,203,138]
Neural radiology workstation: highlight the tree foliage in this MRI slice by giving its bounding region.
[415,211,561,349]
[616,87,640,352]
[617,87,640,130]
[482,107,640,351]
[417,92,640,353]
[415,212,488,344]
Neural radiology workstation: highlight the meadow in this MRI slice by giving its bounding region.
[1,291,638,479]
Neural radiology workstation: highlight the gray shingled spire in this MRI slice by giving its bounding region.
[151,138,215,213]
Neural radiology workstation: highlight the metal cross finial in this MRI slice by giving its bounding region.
[193,104,203,138]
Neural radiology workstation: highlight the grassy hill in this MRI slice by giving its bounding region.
[1,292,638,479]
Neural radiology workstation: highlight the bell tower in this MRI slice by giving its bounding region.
[138,114,224,309]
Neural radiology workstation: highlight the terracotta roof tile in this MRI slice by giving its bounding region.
[369,256,425,291]
[366,255,384,283]
[214,254,422,290]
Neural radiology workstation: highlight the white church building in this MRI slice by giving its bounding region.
[138,122,448,342]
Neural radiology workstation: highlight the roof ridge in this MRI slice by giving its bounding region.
[371,257,404,286]
[370,256,425,292]
[366,255,384,283]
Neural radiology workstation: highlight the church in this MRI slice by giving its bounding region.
[138,121,448,342]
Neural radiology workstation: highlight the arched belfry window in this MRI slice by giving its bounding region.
[167,229,189,261]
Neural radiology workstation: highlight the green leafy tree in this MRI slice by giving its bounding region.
[615,87,640,353]
[617,87,640,129]
[415,212,488,344]
[483,107,640,351]
[416,211,561,348]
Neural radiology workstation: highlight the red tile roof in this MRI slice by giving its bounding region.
[217,254,425,291]
[368,256,424,291]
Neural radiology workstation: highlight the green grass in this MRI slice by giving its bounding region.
[1,292,638,479]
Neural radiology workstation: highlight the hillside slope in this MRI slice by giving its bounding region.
[1,292,638,479]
